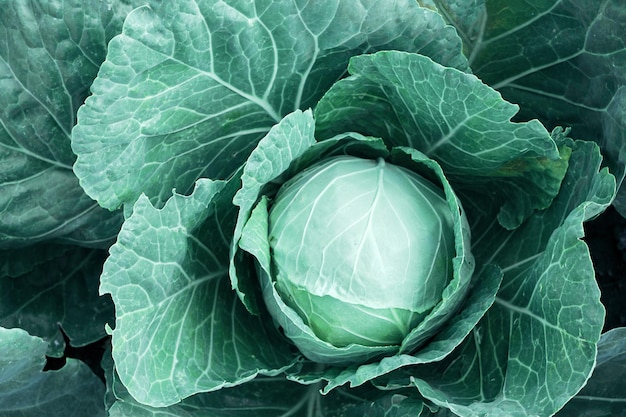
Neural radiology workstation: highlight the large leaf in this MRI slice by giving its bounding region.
[107,363,425,417]
[555,327,626,417]
[410,139,615,417]
[100,178,298,407]
[315,51,568,229]
[108,382,426,417]
[102,335,426,417]
[470,0,625,141]
[0,0,138,247]
[107,378,312,417]
[0,327,105,417]
[434,0,626,207]
[71,0,468,210]
[0,245,113,357]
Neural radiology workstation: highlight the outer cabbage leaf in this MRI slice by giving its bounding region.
[417,0,486,58]
[102,341,427,417]
[100,178,298,407]
[71,0,468,210]
[315,51,569,230]
[105,351,425,417]
[408,139,615,417]
[0,0,137,247]
[107,382,426,417]
[435,0,626,213]
[0,245,113,357]
[104,355,314,417]
[555,327,626,417]
[0,327,105,417]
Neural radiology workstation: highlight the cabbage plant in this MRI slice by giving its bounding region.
[1,1,625,416]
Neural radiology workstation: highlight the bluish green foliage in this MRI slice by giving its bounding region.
[0,328,105,417]
[1,1,624,416]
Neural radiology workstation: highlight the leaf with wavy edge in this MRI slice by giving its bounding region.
[432,0,626,214]
[100,178,298,407]
[410,139,615,417]
[554,327,626,416]
[0,327,106,417]
[0,0,134,247]
[315,51,568,229]
[71,0,468,211]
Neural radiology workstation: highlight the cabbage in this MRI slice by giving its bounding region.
[268,156,457,350]
[6,0,618,415]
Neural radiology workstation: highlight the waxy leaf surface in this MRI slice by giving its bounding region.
[0,0,134,247]
[0,327,106,417]
[72,0,467,210]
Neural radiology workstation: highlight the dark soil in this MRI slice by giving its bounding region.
[585,205,626,331]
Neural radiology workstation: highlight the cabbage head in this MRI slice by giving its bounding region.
[267,156,460,354]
